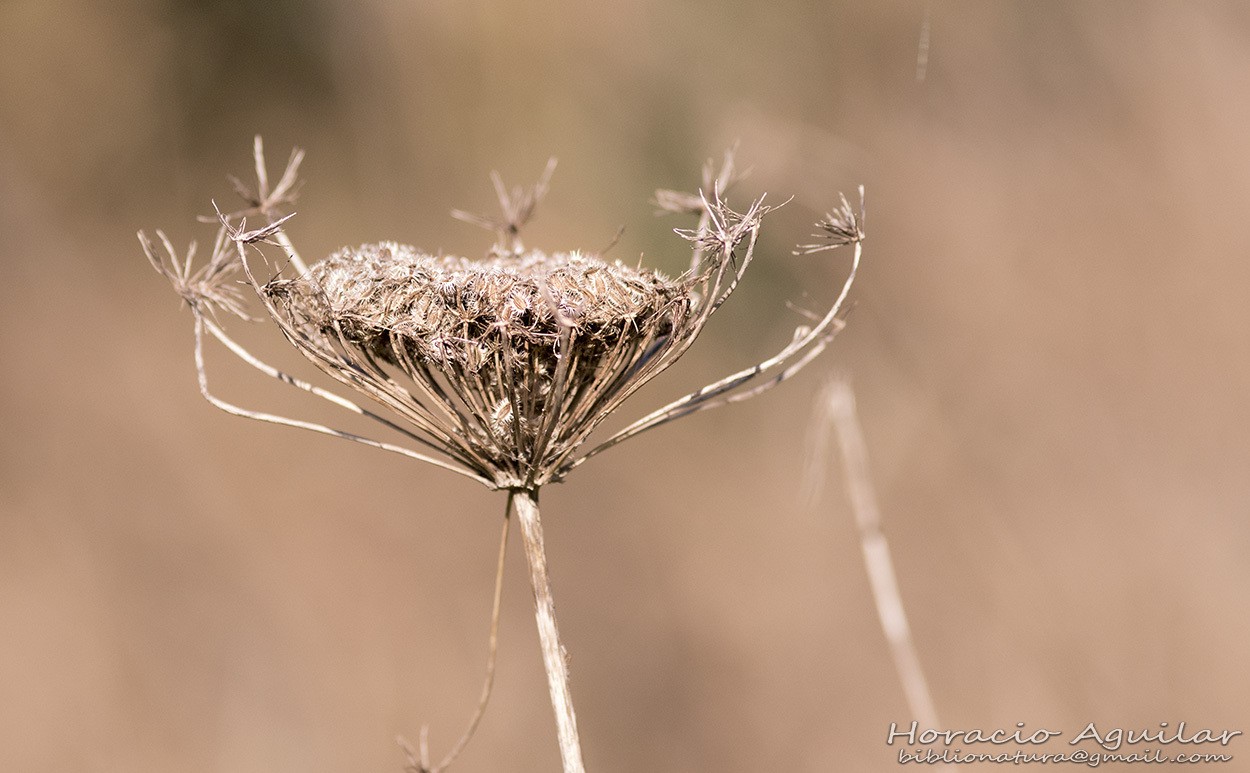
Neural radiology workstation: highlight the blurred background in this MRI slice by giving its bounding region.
[2,1,1249,771]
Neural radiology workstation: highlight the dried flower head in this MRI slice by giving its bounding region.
[142,137,864,773]
[260,244,692,489]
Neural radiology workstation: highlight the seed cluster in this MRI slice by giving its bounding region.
[277,242,690,372]
[262,242,704,486]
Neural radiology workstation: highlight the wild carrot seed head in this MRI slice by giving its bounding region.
[144,139,863,773]
[149,139,861,492]
[262,242,700,488]
[276,243,690,368]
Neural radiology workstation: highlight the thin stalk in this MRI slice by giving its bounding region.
[411,498,512,773]
[512,489,585,773]
[821,380,941,732]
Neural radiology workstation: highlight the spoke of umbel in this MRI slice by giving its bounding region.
[512,489,585,773]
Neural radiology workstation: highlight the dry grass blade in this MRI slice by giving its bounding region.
[816,379,943,741]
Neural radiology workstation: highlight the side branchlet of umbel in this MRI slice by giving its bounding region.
[142,138,864,773]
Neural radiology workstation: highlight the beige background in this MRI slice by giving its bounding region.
[2,1,1248,771]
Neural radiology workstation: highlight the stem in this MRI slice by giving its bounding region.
[512,489,586,773]
[823,380,941,732]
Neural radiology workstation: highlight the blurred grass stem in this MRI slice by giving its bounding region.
[823,380,941,732]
